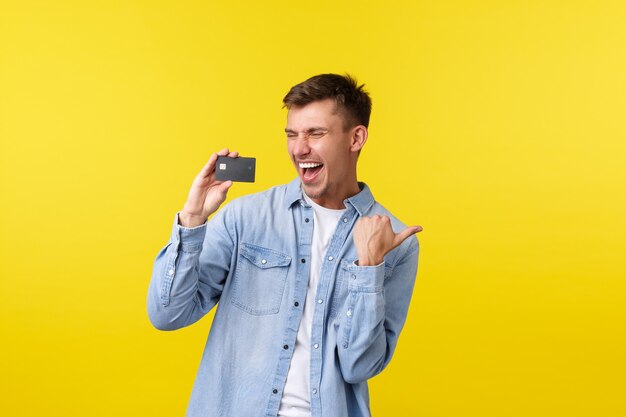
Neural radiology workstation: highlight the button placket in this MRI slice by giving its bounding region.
[307,207,356,411]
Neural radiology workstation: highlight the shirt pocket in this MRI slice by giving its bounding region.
[231,242,292,315]
[330,259,394,319]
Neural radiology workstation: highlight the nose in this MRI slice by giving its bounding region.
[292,136,311,157]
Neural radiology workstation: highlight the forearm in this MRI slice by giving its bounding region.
[337,238,419,384]
[147,213,208,330]
[336,262,389,383]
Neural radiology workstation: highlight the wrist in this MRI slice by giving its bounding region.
[356,254,384,266]
[179,210,207,228]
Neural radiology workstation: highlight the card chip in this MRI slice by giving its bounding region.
[219,163,226,170]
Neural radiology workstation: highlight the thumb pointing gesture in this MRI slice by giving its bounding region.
[353,216,422,266]
[393,225,423,249]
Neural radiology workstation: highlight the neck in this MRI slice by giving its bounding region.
[307,180,361,209]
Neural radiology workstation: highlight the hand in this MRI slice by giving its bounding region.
[179,148,239,227]
[353,215,422,266]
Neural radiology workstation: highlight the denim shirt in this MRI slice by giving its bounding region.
[147,178,420,417]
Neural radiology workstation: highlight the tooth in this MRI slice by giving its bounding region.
[299,162,321,168]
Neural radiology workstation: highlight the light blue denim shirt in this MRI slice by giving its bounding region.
[147,178,419,417]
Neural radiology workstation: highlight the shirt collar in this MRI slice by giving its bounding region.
[285,178,375,216]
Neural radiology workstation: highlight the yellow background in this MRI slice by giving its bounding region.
[1,1,625,416]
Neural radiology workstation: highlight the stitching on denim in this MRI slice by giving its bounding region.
[230,243,290,316]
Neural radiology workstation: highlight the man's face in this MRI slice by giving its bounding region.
[286,98,359,208]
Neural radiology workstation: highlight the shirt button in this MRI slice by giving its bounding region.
[305,218,310,223]
[312,389,318,395]
[347,310,352,317]
[313,343,319,349]
[343,218,348,223]
[294,301,299,307]
[351,274,356,280]
[261,259,267,264]
[317,299,323,304]
[168,268,175,276]
[301,258,306,263]
[283,344,289,350]
[328,256,334,261]
[273,389,278,394]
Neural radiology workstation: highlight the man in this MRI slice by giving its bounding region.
[147,73,422,417]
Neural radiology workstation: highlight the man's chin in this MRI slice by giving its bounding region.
[301,182,325,200]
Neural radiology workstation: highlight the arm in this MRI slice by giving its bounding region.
[146,208,234,330]
[146,148,238,330]
[337,216,421,384]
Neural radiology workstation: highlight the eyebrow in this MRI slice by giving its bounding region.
[284,127,328,133]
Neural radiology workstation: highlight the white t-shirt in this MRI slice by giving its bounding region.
[278,194,346,417]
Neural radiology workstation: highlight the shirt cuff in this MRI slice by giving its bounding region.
[171,211,207,250]
[347,260,385,290]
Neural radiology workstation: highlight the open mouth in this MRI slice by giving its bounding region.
[299,162,324,183]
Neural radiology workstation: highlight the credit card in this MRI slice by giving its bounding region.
[215,156,256,183]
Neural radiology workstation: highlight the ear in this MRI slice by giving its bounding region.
[350,125,368,153]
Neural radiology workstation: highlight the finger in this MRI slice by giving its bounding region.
[200,148,232,177]
[220,180,233,191]
[228,151,239,158]
[199,152,219,176]
[215,180,233,200]
[393,225,423,247]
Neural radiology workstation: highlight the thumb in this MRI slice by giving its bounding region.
[393,225,423,247]
[215,180,233,199]
[219,180,233,192]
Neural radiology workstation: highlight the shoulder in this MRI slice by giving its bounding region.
[216,183,292,220]
[367,200,411,236]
